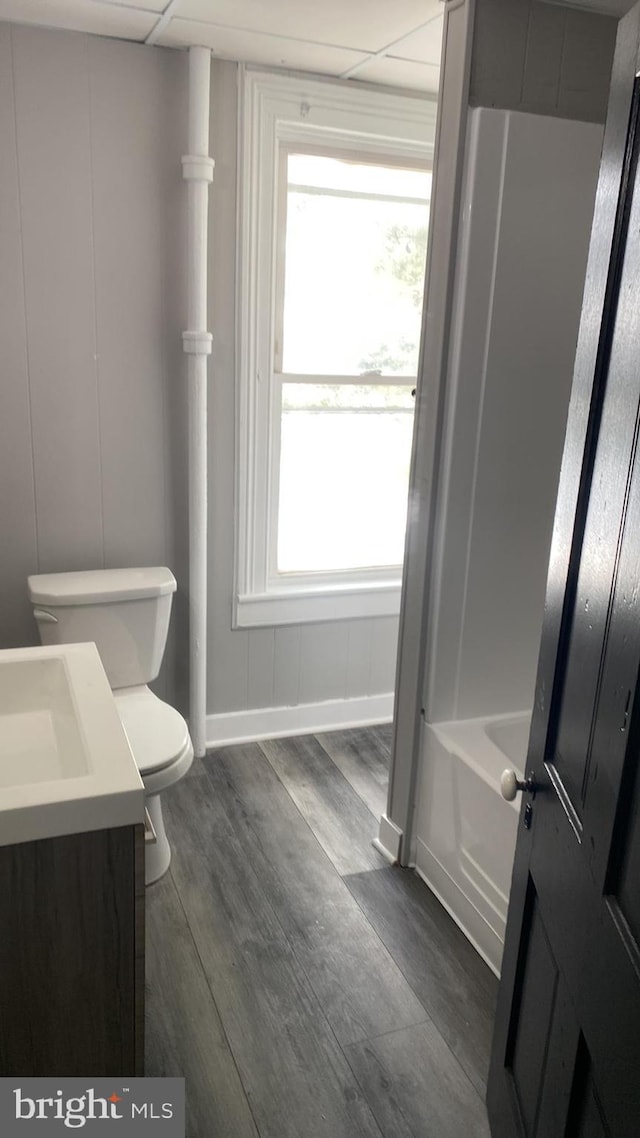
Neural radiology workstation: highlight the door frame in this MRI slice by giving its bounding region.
[379,0,476,865]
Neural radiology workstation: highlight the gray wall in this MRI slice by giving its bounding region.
[0,23,188,704]
[0,25,399,721]
[470,0,616,122]
[206,61,399,718]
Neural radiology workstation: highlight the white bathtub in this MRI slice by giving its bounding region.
[413,710,531,976]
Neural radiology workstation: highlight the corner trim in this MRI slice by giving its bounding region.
[376,813,404,863]
[206,693,393,749]
[387,0,476,859]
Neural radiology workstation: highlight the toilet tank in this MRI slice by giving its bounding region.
[27,568,176,690]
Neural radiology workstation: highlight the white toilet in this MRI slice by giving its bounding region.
[27,566,193,885]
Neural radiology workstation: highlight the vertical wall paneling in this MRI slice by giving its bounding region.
[558,10,616,123]
[346,620,375,697]
[88,38,187,702]
[273,627,302,708]
[89,38,172,568]
[0,24,188,707]
[247,628,276,709]
[205,59,400,724]
[0,28,402,721]
[0,26,38,647]
[12,26,103,573]
[520,5,564,112]
[208,622,250,713]
[469,0,530,112]
[158,51,189,709]
[469,0,615,124]
[369,617,400,697]
[298,624,350,706]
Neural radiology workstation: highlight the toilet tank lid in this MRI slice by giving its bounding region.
[28,567,177,606]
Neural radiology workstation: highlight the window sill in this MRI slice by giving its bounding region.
[234,581,402,628]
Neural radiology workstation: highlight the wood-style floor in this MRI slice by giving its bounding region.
[145,725,497,1138]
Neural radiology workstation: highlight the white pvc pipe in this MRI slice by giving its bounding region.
[183,46,213,758]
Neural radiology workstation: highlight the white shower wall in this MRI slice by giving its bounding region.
[424,106,604,725]
[411,106,603,972]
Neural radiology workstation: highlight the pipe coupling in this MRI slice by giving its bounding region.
[182,155,215,182]
[182,330,213,355]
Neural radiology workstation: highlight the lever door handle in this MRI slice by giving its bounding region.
[32,608,58,624]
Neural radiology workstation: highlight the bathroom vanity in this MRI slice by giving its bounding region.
[0,643,145,1076]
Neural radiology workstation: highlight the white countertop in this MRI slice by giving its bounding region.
[0,642,144,847]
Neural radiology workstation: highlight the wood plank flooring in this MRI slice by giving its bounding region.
[145,727,497,1138]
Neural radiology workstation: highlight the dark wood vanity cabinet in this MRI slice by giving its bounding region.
[0,824,145,1076]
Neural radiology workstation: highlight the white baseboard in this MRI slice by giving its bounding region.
[206,693,394,749]
[414,838,503,978]
[375,813,403,863]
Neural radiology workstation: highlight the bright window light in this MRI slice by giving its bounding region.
[280,155,430,378]
[278,384,414,573]
[274,153,430,576]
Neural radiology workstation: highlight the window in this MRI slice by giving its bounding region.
[236,70,436,627]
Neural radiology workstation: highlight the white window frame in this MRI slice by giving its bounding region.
[235,67,437,629]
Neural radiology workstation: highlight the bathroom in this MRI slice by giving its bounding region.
[0,0,630,1135]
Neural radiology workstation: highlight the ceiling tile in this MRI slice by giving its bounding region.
[0,0,157,38]
[353,55,440,95]
[391,15,443,65]
[157,18,369,73]
[173,0,441,54]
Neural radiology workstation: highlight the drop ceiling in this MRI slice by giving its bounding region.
[0,0,632,94]
[0,0,445,93]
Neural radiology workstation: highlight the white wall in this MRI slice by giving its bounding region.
[425,106,603,723]
[0,23,188,705]
[205,61,399,740]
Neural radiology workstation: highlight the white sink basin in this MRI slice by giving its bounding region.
[0,643,144,847]
[0,656,89,787]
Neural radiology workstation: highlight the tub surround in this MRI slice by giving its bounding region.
[414,711,531,976]
[425,107,604,725]
[402,106,603,974]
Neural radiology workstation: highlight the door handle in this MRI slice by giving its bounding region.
[32,608,58,623]
[501,770,536,801]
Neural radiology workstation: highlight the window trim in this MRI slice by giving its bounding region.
[235,67,437,629]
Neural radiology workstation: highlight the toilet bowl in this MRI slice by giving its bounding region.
[114,685,193,883]
[27,567,193,885]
